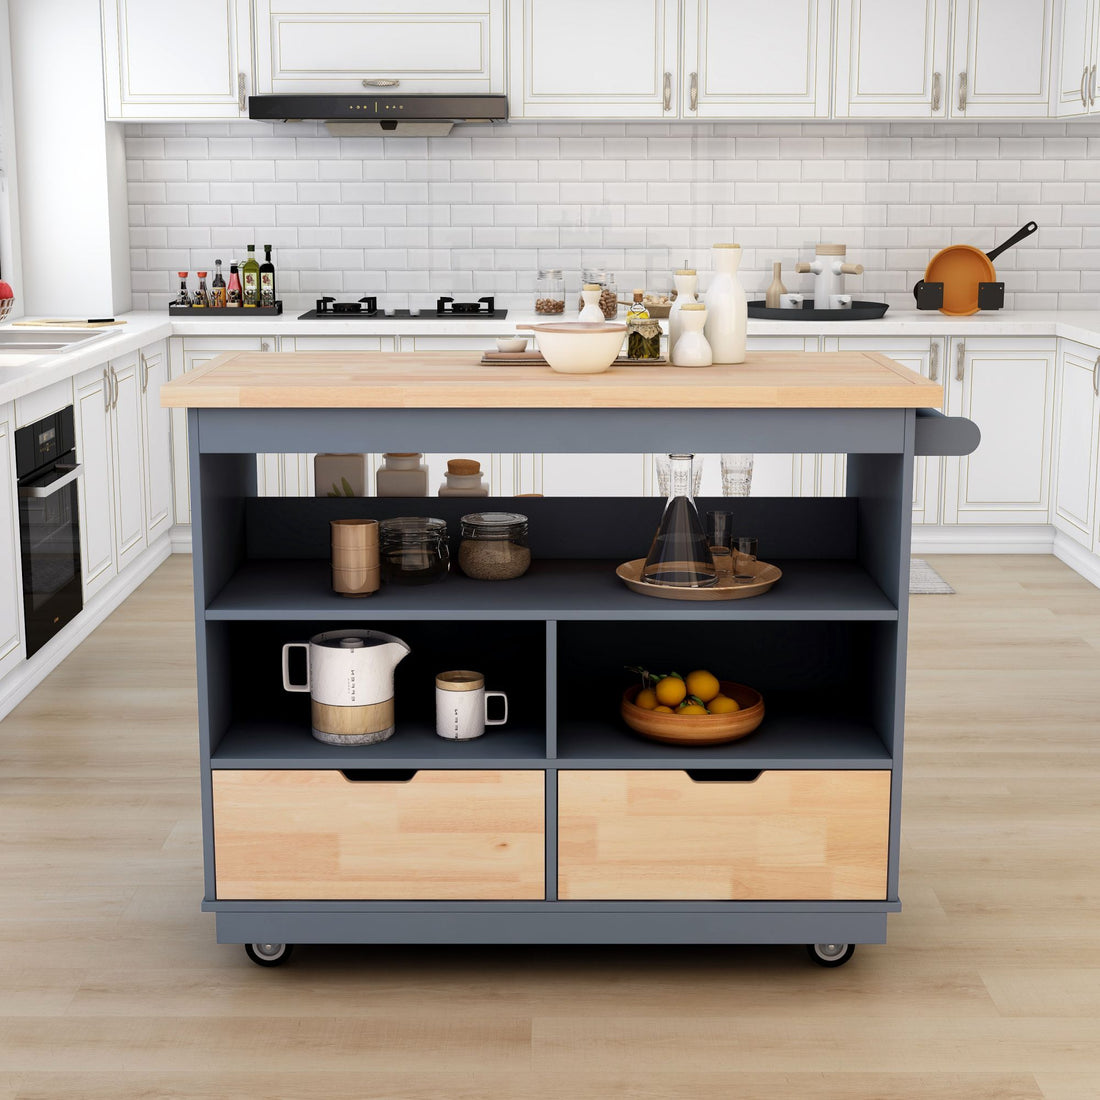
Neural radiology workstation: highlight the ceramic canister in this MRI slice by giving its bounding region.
[704,243,747,364]
[331,518,380,597]
[435,670,508,741]
[282,629,410,746]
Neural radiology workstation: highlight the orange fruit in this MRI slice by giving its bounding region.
[655,675,687,707]
[653,705,674,713]
[707,694,741,714]
[677,701,708,715]
[634,687,658,710]
[685,670,721,703]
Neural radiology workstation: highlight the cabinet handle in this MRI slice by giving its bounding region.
[931,71,942,112]
[1091,65,1097,107]
[1093,354,1099,397]
[957,71,967,112]
[956,342,965,383]
[686,770,762,783]
[340,769,417,782]
[260,340,270,352]
[362,78,400,88]
[111,367,119,409]
[689,71,698,111]
[662,70,672,111]
[238,72,247,112]
[929,342,940,382]
[102,367,111,412]
[139,351,148,394]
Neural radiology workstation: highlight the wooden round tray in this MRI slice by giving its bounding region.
[621,681,765,745]
[615,558,782,600]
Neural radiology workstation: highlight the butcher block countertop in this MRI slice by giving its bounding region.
[160,349,944,409]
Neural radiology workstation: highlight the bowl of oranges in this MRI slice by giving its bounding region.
[621,668,764,746]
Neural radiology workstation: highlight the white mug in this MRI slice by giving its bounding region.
[779,293,804,310]
[435,670,508,741]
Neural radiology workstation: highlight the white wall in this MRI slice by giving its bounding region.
[0,0,23,310]
[123,118,1100,313]
[9,0,130,316]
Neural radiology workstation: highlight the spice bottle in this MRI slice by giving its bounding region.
[193,271,211,309]
[376,453,429,497]
[173,272,191,307]
[241,245,260,307]
[259,245,276,307]
[226,264,242,307]
[438,459,490,497]
[211,260,227,308]
[765,262,787,309]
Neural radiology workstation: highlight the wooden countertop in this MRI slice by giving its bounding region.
[160,349,944,409]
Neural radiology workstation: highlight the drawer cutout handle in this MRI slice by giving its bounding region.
[340,769,418,782]
[686,769,762,783]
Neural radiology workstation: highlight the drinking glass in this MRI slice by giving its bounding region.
[721,453,754,497]
[657,454,703,497]
[706,510,734,579]
[732,535,758,584]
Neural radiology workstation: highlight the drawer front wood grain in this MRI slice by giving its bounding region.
[213,770,545,900]
[558,770,890,901]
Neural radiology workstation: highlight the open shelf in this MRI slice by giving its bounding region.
[206,558,898,621]
[212,719,548,769]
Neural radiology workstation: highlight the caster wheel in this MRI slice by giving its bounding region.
[807,942,855,968]
[245,942,294,967]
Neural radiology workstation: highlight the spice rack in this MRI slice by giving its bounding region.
[168,302,283,317]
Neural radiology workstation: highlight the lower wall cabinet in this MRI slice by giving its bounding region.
[212,769,546,900]
[140,340,173,539]
[1052,340,1100,549]
[558,769,891,901]
[0,405,24,680]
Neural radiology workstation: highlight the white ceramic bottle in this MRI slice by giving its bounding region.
[671,303,713,367]
[704,243,747,364]
[667,268,698,353]
[375,453,429,496]
[438,459,489,497]
[578,283,605,322]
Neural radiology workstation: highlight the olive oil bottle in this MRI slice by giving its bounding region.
[241,245,260,307]
[259,244,276,307]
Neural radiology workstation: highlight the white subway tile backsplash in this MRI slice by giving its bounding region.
[125,119,1100,311]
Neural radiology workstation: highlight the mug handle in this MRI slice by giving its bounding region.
[484,691,508,726]
[281,643,311,692]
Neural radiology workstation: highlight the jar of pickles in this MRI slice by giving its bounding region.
[379,517,450,585]
[535,269,565,314]
[577,268,618,319]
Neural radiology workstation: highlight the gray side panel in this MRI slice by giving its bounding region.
[914,408,981,456]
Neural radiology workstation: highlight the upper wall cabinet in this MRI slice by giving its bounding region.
[834,0,952,118]
[682,0,832,118]
[951,0,1054,117]
[1052,0,1100,115]
[508,0,678,118]
[253,2,506,95]
[101,0,252,119]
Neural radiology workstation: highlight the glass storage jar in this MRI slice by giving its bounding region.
[458,512,531,580]
[535,269,565,314]
[577,268,618,319]
[379,517,450,585]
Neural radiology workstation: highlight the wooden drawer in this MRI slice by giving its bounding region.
[213,770,545,900]
[558,770,890,901]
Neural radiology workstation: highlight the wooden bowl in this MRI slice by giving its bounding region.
[621,680,765,746]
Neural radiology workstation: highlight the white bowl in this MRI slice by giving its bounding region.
[496,336,529,353]
[530,322,627,375]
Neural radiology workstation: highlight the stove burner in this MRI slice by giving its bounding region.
[315,296,378,315]
[437,295,496,317]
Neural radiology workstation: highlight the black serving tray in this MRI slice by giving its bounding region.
[747,299,889,321]
[169,302,283,317]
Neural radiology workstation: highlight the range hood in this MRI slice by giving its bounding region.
[248,94,508,136]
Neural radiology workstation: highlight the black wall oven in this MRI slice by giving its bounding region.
[15,407,83,656]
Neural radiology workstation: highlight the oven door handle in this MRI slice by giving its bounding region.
[19,463,83,499]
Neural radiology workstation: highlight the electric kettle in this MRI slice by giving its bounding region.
[281,629,411,746]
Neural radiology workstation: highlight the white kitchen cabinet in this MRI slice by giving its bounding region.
[683,0,832,118]
[1052,341,1100,546]
[139,340,173,539]
[101,0,252,119]
[73,367,116,600]
[509,0,679,118]
[1052,0,1100,114]
[951,0,1054,117]
[109,353,148,573]
[834,0,952,118]
[823,335,947,523]
[254,1,506,95]
[0,405,25,682]
[942,338,1057,525]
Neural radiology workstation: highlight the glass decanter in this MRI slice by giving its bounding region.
[642,454,717,588]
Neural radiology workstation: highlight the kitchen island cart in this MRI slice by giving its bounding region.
[162,350,977,967]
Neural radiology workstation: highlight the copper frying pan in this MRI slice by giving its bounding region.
[915,222,1038,316]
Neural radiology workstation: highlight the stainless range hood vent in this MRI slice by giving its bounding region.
[248,94,507,136]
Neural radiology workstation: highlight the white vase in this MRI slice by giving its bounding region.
[704,243,747,364]
[667,269,698,353]
[578,287,604,322]
[671,306,713,367]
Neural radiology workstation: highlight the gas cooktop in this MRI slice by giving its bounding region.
[298,295,508,320]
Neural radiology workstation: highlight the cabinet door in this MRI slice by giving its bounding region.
[683,0,832,118]
[509,0,679,118]
[834,0,951,118]
[1052,0,1098,115]
[951,0,1054,117]
[254,1,505,95]
[942,339,1056,525]
[109,354,148,572]
[1052,343,1100,545]
[0,406,24,681]
[140,340,173,539]
[73,367,116,600]
[102,0,252,119]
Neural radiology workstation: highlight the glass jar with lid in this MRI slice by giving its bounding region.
[577,268,618,319]
[458,512,531,581]
[379,517,450,585]
[535,269,565,315]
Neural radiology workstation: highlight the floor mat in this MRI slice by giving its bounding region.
[910,558,955,594]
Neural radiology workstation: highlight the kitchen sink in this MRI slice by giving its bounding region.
[0,328,107,351]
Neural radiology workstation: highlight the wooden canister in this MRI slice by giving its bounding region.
[330,519,380,597]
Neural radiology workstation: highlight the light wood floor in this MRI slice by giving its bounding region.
[0,554,1098,1099]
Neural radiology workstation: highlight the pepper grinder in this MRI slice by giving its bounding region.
[795,244,864,309]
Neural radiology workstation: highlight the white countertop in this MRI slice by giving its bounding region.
[3,307,1100,407]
